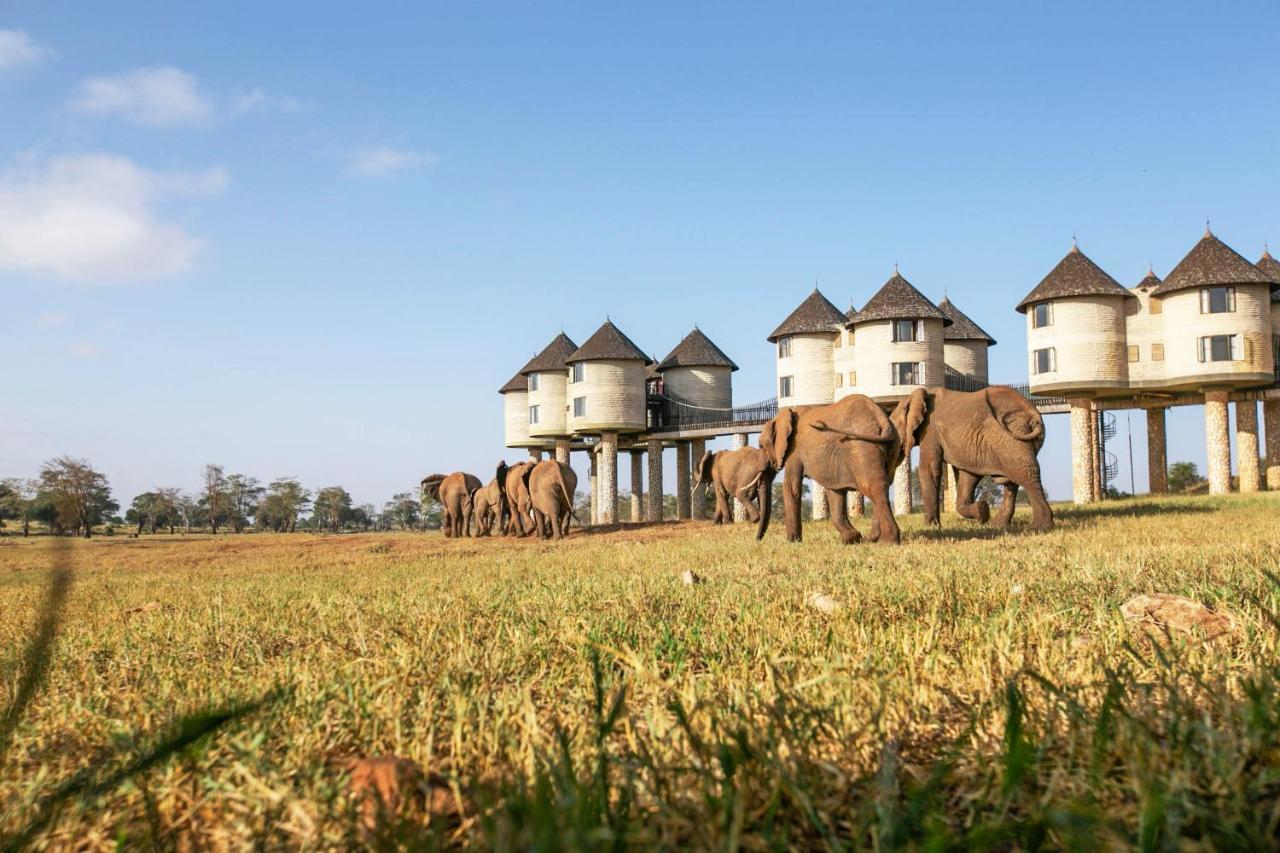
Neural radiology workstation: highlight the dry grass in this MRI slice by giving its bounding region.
[2,492,1279,848]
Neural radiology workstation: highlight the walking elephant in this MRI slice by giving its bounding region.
[421,471,483,537]
[889,387,1053,530]
[694,445,768,524]
[497,460,537,536]
[526,460,578,539]
[470,478,505,536]
[756,394,902,545]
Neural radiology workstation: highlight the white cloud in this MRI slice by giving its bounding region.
[68,341,103,358]
[0,29,48,70]
[349,145,438,177]
[229,88,303,116]
[69,66,214,127]
[0,153,227,283]
[35,310,71,330]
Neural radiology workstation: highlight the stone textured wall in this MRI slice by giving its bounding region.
[663,366,732,408]
[942,340,988,383]
[1027,297,1129,395]
[811,481,827,520]
[1125,288,1167,388]
[854,318,945,402]
[1160,285,1274,388]
[1265,400,1280,491]
[598,433,618,524]
[503,390,536,448]
[589,451,598,524]
[527,371,569,437]
[1069,400,1095,504]
[942,462,958,512]
[1146,408,1168,493]
[676,442,691,519]
[731,433,748,521]
[630,451,644,522]
[647,439,664,521]
[833,329,858,400]
[1205,391,1231,495]
[1236,402,1261,493]
[555,439,570,466]
[776,333,836,406]
[892,456,912,515]
[568,360,647,434]
[847,491,864,518]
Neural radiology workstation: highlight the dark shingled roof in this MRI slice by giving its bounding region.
[567,320,651,363]
[852,272,951,326]
[1134,266,1162,291]
[1152,230,1273,296]
[520,332,579,375]
[937,297,996,345]
[767,288,847,342]
[1016,245,1133,312]
[1254,248,1280,302]
[499,368,529,394]
[657,327,739,372]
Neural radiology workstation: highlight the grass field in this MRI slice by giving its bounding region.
[2,493,1279,849]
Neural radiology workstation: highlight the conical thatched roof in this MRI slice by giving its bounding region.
[657,327,739,372]
[499,368,529,394]
[852,272,950,325]
[1016,245,1133,312]
[767,288,846,342]
[567,320,651,363]
[1255,248,1280,302]
[1134,266,1162,291]
[1152,230,1273,296]
[937,297,996,345]
[521,332,579,375]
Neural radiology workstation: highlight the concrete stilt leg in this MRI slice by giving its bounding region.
[942,463,957,513]
[811,483,828,520]
[690,438,707,520]
[1146,408,1168,494]
[599,433,618,524]
[1205,391,1231,495]
[529,449,543,462]
[647,439,664,521]
[848,491,864,518]
[676,442,691,520]
[555,439,570,466]
[1069,399,1095,505]
[629,450,644,522]
[731,433,748,522]
[1237,401,1261,494]
[893,456,911,516]
[589,450,599,525]
[1265,400,1280,490]
[1089,407,1102,501]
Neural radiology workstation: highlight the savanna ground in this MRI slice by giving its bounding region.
[2,493,1279,850]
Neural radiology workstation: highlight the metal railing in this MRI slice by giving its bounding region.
[647,393,778,432]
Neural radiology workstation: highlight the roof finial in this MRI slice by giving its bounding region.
[1264,240,1271,258]
[1071,233,1078,251]
[894,261,899,275]
[1205,218,1212,237]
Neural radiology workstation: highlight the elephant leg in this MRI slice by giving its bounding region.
[826,488,861,545]
[738,487,761,523]
[954,470,990,524]
[919,444,944,526]
[992,481,1018,529]
[863,471,900,545]
[1007,466,1054,530]
[783,462,804,543]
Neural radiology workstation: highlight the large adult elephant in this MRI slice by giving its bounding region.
[525,460,578,539]
[756,394,902,545]
[497,460,537,537]
[890,387,1053,530]
[421,471,482,537]
[694,446,768,524]
[470,478,505,536]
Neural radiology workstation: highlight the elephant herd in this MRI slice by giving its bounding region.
[423,386,1053,546]
[421,458,578,540]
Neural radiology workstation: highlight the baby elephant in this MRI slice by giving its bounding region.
[694,445,769,524]
[469,478,505,536]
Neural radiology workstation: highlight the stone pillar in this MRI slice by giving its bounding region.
[676,441,691,520]
[1069,400,1095,505]
[1265,400,1280,490]
[647,439,664,521]
[1236,401,1261,494]
[588,450,598,524]
[555,439,571,466]
[847,491,864,518]
[1089,407,1102,502]
[731,433,748,522]
[1146,408,1168,494]
[892,456,911,516]
[529,449,543,462]
[811,483,828,520]
[942,462,957,513]
[599,433,618,524]
[629,450,644,522]
[690,438,707,520]
[1205,391,1231,495]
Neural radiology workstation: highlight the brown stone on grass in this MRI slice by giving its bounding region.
[1120,593,1235,641]
[344,756,458,835]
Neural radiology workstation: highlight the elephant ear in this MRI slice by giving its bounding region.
[893,389,929,460]
[495,461,509,490]
[521,460,537,489]
[694,450,715,486]
[985,388,1044,442]
[768,408,797,470]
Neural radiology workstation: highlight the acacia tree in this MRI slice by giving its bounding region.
[155,487,182,534]
[257,478,311,532]
[224,474,263,533]
[0,478,38,536]
[38,456,116,538]
[203,464,228,534]
[384,492,420,530]
[313,486,353,532]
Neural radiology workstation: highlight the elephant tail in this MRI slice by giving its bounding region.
[811,420,899,444]
[755,466,777,541]
[555,469,577,522]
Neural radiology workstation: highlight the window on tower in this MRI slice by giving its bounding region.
[1200,287,1236,314]
[528,373,539,392]
[779,375,794,397]
[777,336,792,358]
[892,320,920,342]
[1032,302,1053,328]
[1033,347,1056,374]
[890,362,921,385]
[573,396,587,417]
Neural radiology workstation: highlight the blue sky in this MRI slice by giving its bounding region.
[2,1,1277,509]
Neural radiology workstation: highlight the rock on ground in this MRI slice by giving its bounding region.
[1120,593,1234,641]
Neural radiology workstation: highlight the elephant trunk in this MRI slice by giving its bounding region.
[755,465,777,541]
